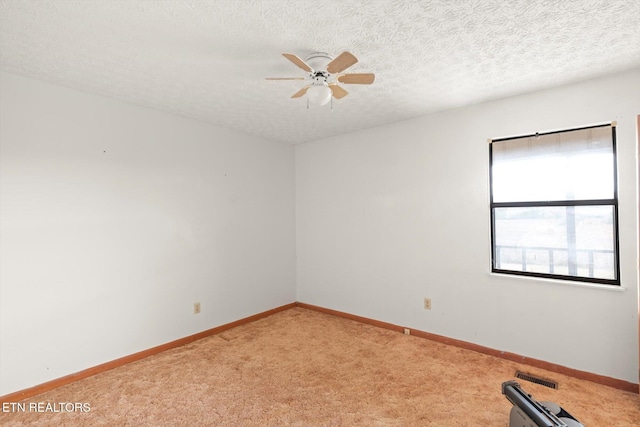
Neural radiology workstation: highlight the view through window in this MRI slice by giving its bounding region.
[489,123,620,285]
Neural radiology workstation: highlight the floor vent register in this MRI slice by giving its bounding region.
[515,371,558,389]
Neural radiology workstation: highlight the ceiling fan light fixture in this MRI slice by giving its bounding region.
[266,51,375,107]
[307,83,332,106]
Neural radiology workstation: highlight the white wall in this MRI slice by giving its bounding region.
[296,69,640,383]
[0,72,296,395]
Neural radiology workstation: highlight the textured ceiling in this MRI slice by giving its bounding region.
[1,0,639,144]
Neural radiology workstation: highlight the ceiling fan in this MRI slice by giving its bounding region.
[265,51,375,107]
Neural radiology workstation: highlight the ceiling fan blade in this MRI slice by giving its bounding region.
[337,73,375,85]
[282,53,313,72]
[329,83,349,99]
[265,77,306,80]
[291,85,311,98]
[327,51,358,74]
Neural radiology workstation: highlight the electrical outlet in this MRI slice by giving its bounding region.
[404,328,411,335]
[194,302,201,314]
[424,298,431,310]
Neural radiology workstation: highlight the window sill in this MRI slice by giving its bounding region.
[488,272,627,292]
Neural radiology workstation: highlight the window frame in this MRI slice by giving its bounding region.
[489,123,621,286]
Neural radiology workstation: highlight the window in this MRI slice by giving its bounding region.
[489,123,620,285]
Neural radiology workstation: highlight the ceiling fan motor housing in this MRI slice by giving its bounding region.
[312,71,329,85]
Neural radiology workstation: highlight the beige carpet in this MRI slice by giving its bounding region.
[3,307,640,426]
